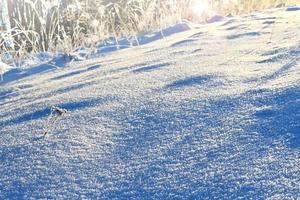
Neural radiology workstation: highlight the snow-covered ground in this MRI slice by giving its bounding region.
[1,6,300,199]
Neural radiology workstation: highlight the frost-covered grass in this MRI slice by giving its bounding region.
[1,0,300,64]
[0,6,300,199]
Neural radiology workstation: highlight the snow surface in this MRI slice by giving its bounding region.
[0,61,14,81]
[1,7,300,199]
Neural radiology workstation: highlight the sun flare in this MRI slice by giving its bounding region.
[191,0,210,15]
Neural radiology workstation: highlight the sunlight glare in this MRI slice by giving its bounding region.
[191,0,210,15]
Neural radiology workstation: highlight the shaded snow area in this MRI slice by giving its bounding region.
[1,7,300,199]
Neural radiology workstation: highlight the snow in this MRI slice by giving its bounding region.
[0,7,300,199]
[0,61,14,81]
[94,22,192,55]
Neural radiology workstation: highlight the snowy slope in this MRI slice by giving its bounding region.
[1,7,300,199]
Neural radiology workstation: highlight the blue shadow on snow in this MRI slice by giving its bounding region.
[1,64,56,85]
[132,63,171,73]
[3,97,114,126]
[51,64,100,81]
[166,75,213,89]
[247,86,300,148]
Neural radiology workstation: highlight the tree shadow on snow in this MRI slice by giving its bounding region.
[132,63,171,73]
[247,86,300,148]
[51,64,100,81]
[165,75,213,89]
[101,95,251,199]
[2,96,115,126]
[101,85,300,198]
[0,64,56,85]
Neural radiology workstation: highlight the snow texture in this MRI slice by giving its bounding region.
[0,7,300,199]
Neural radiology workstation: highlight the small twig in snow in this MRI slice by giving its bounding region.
[43,106,68,136]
